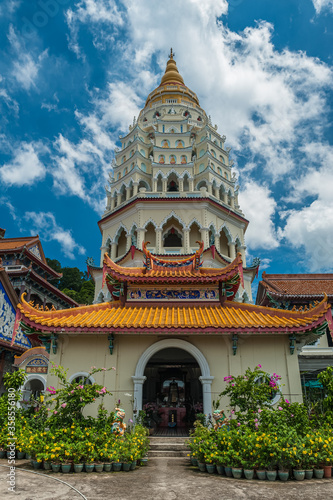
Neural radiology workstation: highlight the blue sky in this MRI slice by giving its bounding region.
[0,0,333,286]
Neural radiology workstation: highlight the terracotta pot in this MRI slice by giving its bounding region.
[324,465,332,478]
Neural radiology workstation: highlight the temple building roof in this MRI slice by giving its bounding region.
[103,244,244,284]
[14,292,332,345]
[256,272,333,306]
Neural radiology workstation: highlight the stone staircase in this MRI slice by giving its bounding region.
[148,436,189,458]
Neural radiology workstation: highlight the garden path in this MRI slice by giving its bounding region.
[1,458,333,500]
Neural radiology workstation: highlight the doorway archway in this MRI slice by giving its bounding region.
[132,339,214,417]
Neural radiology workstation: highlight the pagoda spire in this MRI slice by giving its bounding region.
[160,49,184,86]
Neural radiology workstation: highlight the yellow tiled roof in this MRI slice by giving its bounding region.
[17,293,331,333]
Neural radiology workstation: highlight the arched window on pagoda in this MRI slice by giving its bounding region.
[145,223,156,249]
[164,227,182,248]
[189,222,201,250]
[167,173,179,192]
[120,185,126,204]
[162,216,183,249]
[115,229,127,258]
[219,229,230,258]
[209,226,216,246]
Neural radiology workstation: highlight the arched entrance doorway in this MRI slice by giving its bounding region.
[132,339,214,424]
[143,347,202,431]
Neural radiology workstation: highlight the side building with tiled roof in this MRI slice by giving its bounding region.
[256,272,333,389]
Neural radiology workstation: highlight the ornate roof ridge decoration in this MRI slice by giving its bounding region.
[13,293,332,347]
[101,245,244,286]
[142,240,204,271]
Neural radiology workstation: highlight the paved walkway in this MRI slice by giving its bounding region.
[1,458,333,500]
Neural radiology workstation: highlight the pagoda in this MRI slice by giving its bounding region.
[12,53,333,426]
[93,49,256,305]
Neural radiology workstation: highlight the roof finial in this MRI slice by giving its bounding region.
[169,48,174,59]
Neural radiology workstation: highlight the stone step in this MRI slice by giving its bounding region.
[149,437,189,444]
[148,450,189,458]
[149,443,188,451]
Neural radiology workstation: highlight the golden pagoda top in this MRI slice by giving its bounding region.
[160,49,184,86]
[143,49,200,108]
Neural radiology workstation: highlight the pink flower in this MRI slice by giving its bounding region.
[102,368,107,371]
[71,390,74,394]
[285,399,290,404]
[231,410,235,414]
[61,403,67,408]
[80,397,83,402]
[258,409,262,413]
[237,422,241,427]
[255,423,259,428]
[257,364,262,368]
[112,367,116,370]
[53,411,58,415]
[78,385,84,389]
[278,406,283,411]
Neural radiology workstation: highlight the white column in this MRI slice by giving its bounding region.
[214,186,219,198]
[106,193,111,211]
[117,192,122,205]
[100,245,107,267]
[153,179,157,192]
[240,244,247,266]
[189,178,194,191]
[137,228,146,248]
[111,197,115,210]
[111,242,117,260]
[200,228,209,249]
[199,376,214,416]
[126,233,132,252]
[156,228,163,253]
[132,375,147,414]
[229,241,236,260]
[179,178,184,192]
[230,195,235,209]
[207,182,212,194]
[133,182,139,196]
[223,192,228,204]
[162,178,167,193]
[183,228,190,253]
[126,186,131,200]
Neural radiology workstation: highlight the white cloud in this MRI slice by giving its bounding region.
[0,142,47,186]
[7,25,48,90]
[280,143,333,271]
[0,88,19,115]
[24,211,86,259]
[239,180,279,250]
[92,82,142,133]
[0,196,17,221]
[312,0,333,13]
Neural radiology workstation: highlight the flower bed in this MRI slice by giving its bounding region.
[0,364,149,472]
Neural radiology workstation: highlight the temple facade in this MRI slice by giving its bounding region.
[13,53,333,429]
